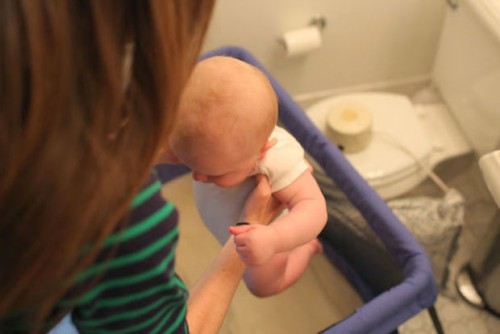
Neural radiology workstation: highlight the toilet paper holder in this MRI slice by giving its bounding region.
[278,15,327,57]
[309,15,327,31]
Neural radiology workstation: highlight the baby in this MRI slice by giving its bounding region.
[167,56,327,297]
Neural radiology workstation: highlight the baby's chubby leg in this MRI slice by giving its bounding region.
[243,238,322,297]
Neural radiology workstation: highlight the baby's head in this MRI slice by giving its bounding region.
[169,56,278,187]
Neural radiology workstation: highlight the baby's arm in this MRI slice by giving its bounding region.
[271,169,327,250]
[230,169,326,265]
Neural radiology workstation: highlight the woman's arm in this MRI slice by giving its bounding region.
[185,235,243,334]
[186,175,282,334]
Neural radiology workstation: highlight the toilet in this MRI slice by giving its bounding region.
[306,0,500,199]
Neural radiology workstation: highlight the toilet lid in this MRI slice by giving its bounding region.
[306,93,433,184]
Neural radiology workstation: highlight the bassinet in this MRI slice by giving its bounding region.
[158,46,439,334]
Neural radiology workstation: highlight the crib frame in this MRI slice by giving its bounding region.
[157,46,439,334]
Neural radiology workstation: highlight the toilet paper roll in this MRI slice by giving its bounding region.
[281,26,322,57]
[326,103,373,153]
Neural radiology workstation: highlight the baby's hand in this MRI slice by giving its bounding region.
[228,224,277,266]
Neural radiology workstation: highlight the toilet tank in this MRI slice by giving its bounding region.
[432,0,500,156]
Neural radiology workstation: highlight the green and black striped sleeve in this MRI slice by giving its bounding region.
[62,172,189,333]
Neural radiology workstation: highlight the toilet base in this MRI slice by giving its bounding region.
[415,102,472,167]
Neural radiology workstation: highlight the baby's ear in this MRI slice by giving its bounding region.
[258,138,277,160]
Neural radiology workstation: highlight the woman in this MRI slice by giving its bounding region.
[0,1,280,333]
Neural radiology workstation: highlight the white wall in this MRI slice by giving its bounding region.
[203,0,447,96]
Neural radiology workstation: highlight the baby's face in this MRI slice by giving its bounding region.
[191,162,255,188]
[191,149,259,188]
[173,145,260,188]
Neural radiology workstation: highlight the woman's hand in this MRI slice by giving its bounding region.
[238,174,284,226]
[187,174,284,333]
[228,174,284,265]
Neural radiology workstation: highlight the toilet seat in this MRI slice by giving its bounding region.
[307,92,433,198]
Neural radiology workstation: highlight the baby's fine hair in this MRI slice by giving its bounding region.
[174,56,278,152]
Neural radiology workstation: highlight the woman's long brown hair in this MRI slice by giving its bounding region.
[0,0,214,331]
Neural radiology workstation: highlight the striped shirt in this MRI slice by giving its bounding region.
[62,172,189,333]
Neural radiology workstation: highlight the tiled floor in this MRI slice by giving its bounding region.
[400,293,500,334]
[162,153,500,334]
